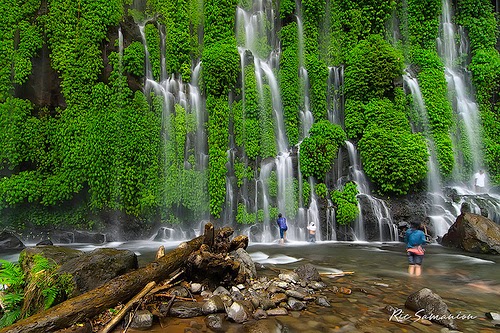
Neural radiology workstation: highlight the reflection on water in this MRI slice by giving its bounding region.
[1,240,498,332]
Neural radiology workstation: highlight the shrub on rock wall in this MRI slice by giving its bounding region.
[299,120,346,180]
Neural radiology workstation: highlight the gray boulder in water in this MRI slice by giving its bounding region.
[442,212,500,254]
[405,288,457,329]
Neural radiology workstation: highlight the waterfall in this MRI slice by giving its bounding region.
[295,14,314,139]
[138,21,209,236]
[345,141,396,241]
[438,0,483,178]
[327,66,344,126]
[237,2,296,240]
[258,161,275,243]
[403,72,456,237]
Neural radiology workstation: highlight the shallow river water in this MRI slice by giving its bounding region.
[115,239,499,333]
[2,240,499,332]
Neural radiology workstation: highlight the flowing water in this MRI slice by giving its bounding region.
[4,239,497,332]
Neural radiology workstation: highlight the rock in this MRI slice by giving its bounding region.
[226,301,250,323]
[190,282,203,294]
[441,212,500,254]
[486,312,500,321]
[165,301,204,318]
[258,297,275,310]
[57,248,138,296]
[270,293,287,304]
[20,246,83,272]
[205,313,227,331]
[294,263,321,282]
[266,307,288,316]
[278,271,300,283]
[36,239,53,246]
[202,295,225,314]
[72,231,106,244]
[0,231,25,250]
[285,289,307,300]
[405,288,457,329]
[309,281,326,290]
[47,231,75,244]
[253,308,268,319]
[127,309,153,329]
[167,286,190,298]
[213,286,231,296]
[316,296,331,307]
[231,248,257,279]
[287,297,306,311]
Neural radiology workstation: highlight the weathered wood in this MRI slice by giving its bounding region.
[100,281,156,333]
[0,235,205,333]
[203,222,215,248]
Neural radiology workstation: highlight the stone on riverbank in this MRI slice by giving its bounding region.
[441,212,500,254]
[405,288,457,329]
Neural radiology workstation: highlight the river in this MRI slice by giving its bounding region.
[2,240,499,332]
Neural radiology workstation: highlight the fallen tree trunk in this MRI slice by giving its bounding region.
[0,235,205,333]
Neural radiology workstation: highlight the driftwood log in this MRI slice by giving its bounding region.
[0,234,205,333]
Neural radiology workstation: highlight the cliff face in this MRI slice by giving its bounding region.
[1,0,499,242]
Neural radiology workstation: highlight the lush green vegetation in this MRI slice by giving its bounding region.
[0,0,498,235]
[331,182,359,225]
[0,255,73,327]
[299,120,346,180]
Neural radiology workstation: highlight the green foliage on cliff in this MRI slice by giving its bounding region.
[331,182,359,225]
[345,34,404,102]
[0,0,499,232]
[279,23,300,145]
[299,120,346,180]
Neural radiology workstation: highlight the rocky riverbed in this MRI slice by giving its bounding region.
[107,242,499,333]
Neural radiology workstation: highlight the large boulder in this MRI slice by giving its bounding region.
[0,231,25,250]
[441,212,500,254]
[20,246,138,297]
[20,245,83,272]
[58,248,138,296]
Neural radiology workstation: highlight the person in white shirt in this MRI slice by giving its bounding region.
[307,222,317,242]
[474,169,486,193]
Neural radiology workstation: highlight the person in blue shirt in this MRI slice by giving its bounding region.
[404,221,427,276]
[276,213,288,244]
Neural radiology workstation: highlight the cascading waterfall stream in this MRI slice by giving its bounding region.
[138,19,209,236]
[327,66,344,126]
[345,141,397,242]
[236,2,296,240]
[438,0,483,178]
[403,72,458,237]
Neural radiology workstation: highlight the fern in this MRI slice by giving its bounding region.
[0,260,25,328]
[0,308,21,328]
[0,260,24,288]
[0,254,71,327]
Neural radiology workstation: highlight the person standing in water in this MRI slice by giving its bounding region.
[405,221,427,276]
[474,169,486,193]
[307,221,316,242]
[276,213,288,244]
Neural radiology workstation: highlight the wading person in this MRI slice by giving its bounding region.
[307,221,316,242]
[405,221,426,276]
[276,213,288,244]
